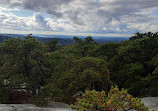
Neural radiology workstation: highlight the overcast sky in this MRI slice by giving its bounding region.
[0,0,158,37]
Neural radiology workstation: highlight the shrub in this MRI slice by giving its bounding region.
[0,87,10,103]
[33,87,50,107]
[33,91,48,107]
[71,86,150,111]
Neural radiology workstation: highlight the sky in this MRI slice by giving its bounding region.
[0,0,158,37]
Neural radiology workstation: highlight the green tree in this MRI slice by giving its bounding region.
[72,36,98,57]
[0,35,48,97]
[45,39,58,52]
[52,57,111,98]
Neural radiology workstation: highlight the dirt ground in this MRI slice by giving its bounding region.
[8,91,33,104]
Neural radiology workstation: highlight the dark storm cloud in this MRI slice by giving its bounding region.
[22,0,72,18]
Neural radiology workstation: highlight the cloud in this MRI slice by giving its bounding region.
[0,11,51,31]
[0,0,11,6]
[0,0,158,34]
[29,13,51,31]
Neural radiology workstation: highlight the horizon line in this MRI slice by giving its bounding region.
[0,29,132,37]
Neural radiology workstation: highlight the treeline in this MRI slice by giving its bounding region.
[0,32,158,106]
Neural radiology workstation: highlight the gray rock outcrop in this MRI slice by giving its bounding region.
[0,103,73,111]
[0,97,158,111]
[141,97,158,111]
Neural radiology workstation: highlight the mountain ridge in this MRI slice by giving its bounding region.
[0,34,129,45]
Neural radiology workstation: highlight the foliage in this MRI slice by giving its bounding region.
[0,86,10,103]
[108,32,158,96]
[43,56,111,101]
[71,86,150,111]
[72,36,98,57]
[33,86,51,106]
[0,32,158,105]
[45,39,58,52]
[0,34,49,98]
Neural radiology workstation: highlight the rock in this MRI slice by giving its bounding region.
[46,102,71,108]
[141,97,158,111]
[0,106,16,111]
[0,103,73,111]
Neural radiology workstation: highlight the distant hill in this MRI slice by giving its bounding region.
[93,37,129,43]
[34,34,129,43]
[0,34,73,45]
[0,35,12,43]
[0,34,26,38]
[0,34,129,45]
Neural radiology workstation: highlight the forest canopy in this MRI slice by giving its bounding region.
[0,32,157,107]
